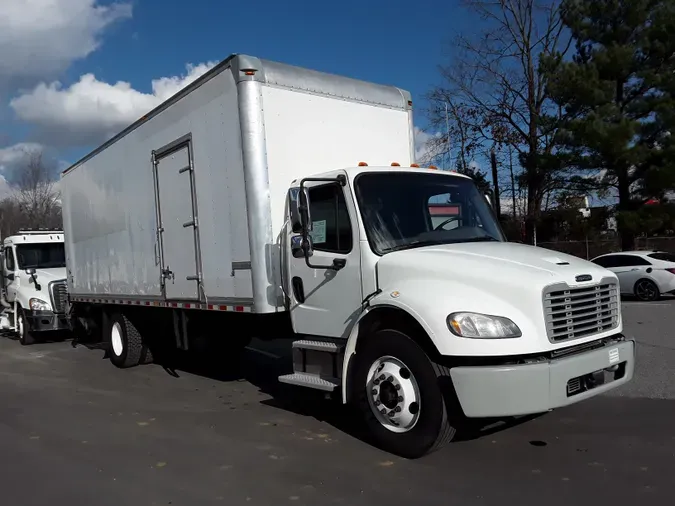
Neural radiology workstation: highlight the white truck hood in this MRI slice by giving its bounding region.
[374,241,620,356]
[377,241,610,287]
[31,267,67,284]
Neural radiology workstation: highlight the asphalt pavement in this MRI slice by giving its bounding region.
[0,299,673,506]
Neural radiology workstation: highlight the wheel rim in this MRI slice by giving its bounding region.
[366,355,421,433]
[111,322,124,356]
[17,313,23,338]
[636,280,657,300]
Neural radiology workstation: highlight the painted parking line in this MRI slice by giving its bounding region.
[244,346,282,360]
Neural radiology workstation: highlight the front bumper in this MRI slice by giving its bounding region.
[450,337,635,418]
[25,310,70,332]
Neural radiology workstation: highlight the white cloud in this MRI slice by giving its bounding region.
[10,61,218,147]
[0,0,131,89]
[414,127,444,164]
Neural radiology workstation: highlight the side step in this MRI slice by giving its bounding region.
[278,339,344,393]
[278,373,339,391]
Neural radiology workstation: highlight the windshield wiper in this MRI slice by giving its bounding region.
[380,239,445,253]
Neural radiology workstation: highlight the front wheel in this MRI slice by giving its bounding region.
[17,308,36,346]
[352,329,456,458]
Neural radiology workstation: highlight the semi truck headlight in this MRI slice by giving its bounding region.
[447,312,522,338]
[29,298,50,311]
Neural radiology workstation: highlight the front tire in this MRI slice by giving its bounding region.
[352,329,456,458]
[17,308,36,346]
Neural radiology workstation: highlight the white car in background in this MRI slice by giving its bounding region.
[591,250,675,301]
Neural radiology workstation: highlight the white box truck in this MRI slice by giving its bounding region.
[60,54,635,458]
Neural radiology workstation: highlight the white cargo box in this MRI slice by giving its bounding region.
[61,54,416,313]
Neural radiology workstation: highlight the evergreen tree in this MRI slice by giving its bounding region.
[544,0,675,249]
[454,156,492,194]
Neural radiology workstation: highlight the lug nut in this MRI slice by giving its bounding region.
[397,396,403,402]
[388,411,396,417]
[395,384,401,390]
[387,376,394,382]
[372,389,377,395]
[375,400,381,406]
[379,374,386,381]
[395,406,402,412]
[374,379,380,385]
[380,409,386,415]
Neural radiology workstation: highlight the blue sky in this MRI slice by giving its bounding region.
[0,0,471,187]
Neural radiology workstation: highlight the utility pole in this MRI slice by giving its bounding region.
[490,145,501,218]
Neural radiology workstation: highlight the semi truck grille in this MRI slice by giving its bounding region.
[50,280,68,314]
[543,280,620,342]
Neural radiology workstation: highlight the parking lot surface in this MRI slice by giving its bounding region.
[0,299,673,506]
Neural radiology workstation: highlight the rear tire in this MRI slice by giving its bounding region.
[634,278,660,301]
[106,312,144,368]
[352,329,456,459]
[17,308,36,346]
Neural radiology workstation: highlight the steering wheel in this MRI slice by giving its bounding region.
[434,217,460,231]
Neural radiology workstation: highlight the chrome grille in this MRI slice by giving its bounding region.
[543,280,620,342]
[50,280,68,314]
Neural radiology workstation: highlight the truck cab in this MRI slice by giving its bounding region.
[281,165,634,457]
[1,230,69,345]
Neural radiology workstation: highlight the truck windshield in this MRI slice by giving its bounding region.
[354,171,505,255]
[15,243,66,270]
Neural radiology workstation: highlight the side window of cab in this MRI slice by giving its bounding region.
[307,184,353,254]
[4,247,15,271]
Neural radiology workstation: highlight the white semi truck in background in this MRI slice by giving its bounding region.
[0,230,69,344]
[59,54,636,458]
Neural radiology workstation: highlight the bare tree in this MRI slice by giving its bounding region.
[426,0,572,243]
[0,146,62,236]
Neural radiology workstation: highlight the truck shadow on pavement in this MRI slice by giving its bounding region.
[135,338,546,452]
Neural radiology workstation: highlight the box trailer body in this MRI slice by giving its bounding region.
[61,54,635,459]
[61,54,414,313]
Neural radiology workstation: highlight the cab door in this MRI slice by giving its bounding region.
[285,176,363,338]
[2,245,18,303]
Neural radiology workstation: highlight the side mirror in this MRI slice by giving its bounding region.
[484,189,494,208]
[26,267,36,275]
[289,187,312,233]
[291,235,313,259]
[6,273,14,281]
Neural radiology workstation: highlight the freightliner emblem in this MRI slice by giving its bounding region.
[575,274,592,282]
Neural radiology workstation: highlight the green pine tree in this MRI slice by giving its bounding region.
[544,0,675,249]
[454,157,492,194]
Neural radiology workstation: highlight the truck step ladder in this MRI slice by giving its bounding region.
[278,339,344,392]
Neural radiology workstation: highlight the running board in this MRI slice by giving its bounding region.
[278,339,344,392]
[278,373,339,391]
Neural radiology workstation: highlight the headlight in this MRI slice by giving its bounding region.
[29,298,51,311]
[447,312,522,338]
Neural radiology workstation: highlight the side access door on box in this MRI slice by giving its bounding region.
[152,135,203,301]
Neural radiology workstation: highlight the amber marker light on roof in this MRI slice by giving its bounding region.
[411,163,420,168]
[429,165,438,170]
[391,162,401,166]
[358,162,368,166]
